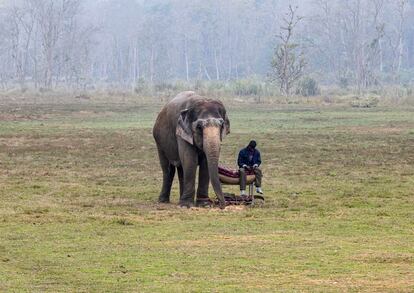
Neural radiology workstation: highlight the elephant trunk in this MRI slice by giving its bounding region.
[203,126,225,208]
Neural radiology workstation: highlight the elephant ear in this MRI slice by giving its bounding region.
[176,109,194,145]
[221,113,230,140]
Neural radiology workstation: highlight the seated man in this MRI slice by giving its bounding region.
[238,140,263,195]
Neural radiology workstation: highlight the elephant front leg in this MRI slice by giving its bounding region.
[196,154,211,207]
[178,141,198,208]
[177,165,184,198]
[180,163,197,207]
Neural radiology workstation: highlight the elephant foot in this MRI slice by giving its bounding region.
[196,198,213,208]
[158,196,170,204]
[217,200,227,210]
[179,200,194,208]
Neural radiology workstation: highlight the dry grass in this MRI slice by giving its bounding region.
[0,95,413,292]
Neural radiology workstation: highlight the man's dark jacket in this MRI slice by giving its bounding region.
[238,147,261,168]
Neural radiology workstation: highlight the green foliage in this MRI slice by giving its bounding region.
[205,81,226,95]
[296,76,320,96]
[152,79,267,97]
[153,81,178,92]
[194,80,204,91]
[350,95,380,108]
[339,77,350,89]
[232,79,263,96]
[134,78,149,94]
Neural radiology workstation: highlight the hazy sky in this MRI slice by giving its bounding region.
[1,0,413,88]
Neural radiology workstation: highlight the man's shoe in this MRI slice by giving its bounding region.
[240,190,246,196]
[256,187,263,194]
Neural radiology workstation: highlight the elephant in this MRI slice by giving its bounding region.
[153,91,230,208]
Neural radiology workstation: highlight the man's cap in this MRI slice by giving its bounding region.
[248,140,257,148]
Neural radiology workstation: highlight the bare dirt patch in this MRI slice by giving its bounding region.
[353,252,414,264]
[340,125,410,134]
[306,275,414,292]
[0,113,45,121]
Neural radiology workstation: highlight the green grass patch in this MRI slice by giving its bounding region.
[0,99,413,292]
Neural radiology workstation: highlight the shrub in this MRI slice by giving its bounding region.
[154,81,177,92]
[296,77,320,96]
[206,81,226,95]
[350,95,379,108]
[134,78,149,94]
[232,79,263,96]
[339,77,350,89]
[194,80,204,91]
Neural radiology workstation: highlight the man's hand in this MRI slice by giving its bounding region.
[253,164,259,169]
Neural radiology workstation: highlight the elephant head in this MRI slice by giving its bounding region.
[176,99,230,206]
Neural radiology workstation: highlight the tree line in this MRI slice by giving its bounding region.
[0,0,413,91]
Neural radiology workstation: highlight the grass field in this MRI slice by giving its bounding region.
[0,95,413,292]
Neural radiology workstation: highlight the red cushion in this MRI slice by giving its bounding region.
[218,165,254,178]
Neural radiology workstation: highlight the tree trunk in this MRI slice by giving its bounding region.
[150,46,154,83]
[214,48,220,80]
[184,36,189,81]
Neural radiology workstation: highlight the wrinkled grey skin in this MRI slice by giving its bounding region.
[153,91,230,208]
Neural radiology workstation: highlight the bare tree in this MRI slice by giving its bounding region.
[2,2,35,89]
[1,0,414,90]
[270,5,306,96]
[370,0,385,73]
[27,0,82,88]
[395,0,407,75]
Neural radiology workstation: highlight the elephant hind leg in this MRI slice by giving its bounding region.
[157,150,176,203]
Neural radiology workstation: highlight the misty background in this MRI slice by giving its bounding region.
[0,0,413,95]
